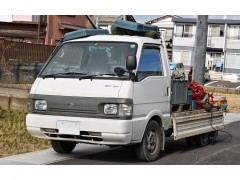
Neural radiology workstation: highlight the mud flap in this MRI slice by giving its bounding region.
[160,127,165,150]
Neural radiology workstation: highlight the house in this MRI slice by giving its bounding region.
[146,15,181,60]
[172,16,240,74]
[93,15,136,32]
[0,15,95,45]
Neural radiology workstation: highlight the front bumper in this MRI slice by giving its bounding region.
[26,113,133,145]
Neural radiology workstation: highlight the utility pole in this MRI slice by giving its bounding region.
[192,15,208,85]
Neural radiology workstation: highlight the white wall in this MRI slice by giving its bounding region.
[173,37,195,47]
[0,15,12,22]
[226,40,240,49]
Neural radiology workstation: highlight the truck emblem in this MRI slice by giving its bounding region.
[68,103,74,108]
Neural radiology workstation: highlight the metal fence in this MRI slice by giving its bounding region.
[0,40,56,62]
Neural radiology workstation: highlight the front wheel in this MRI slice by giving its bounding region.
[135,120,162,162]
[51,140,76,153]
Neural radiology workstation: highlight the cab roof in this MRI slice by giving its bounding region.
[66,34,162,45]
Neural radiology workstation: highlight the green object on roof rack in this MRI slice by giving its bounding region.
[111,20,160,39]
[63,29,110,42]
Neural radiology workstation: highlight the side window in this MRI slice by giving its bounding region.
[136,47,163,81]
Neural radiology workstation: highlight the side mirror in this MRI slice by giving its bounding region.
[126,56,137,71]
[36,63,45,75]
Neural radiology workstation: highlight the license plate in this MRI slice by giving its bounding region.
[57,121,80,135]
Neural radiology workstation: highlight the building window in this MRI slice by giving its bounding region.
[208,25,224,37]
[227,25,240,40]
[173,50,191,65]
[175,24,193,38]
[32,15,46,23]
[226,53,240,69]
[165,29,173,41]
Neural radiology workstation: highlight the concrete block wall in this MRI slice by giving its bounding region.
[0,83,31,111]
[0,61,37,84]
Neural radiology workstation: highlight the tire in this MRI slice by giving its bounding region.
[51,140,76,153]
[194,133,210,147]
[135,120,162,162]
[209,130,218,142]
[185,137,195,146]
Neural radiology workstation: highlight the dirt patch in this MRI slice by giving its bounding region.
[215,93,240,113]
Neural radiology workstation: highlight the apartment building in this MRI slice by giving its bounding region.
[172,17,240,74]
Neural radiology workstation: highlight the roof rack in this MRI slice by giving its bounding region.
[111,20,160,39]
[62,20,160,42]
[63,29,110,42]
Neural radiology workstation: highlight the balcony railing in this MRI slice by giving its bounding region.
[174,33,194,38]
[227,36,240,40]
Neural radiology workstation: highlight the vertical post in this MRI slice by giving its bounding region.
[222,22,228,74]
[37,15,41,44]
[8,95,11,110]
[192,15,208,85]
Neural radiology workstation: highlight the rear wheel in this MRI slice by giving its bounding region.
[51,140,76,153]
[209,130,218,142]
[194,133,210,147]
[135,120,162,162]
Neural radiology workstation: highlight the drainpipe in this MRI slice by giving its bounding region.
[222,22,227,74]
[37,15,41,44]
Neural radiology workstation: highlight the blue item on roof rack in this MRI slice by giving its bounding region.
[113,20,159,32]
[111,20,160,39]
[63,29,109,42]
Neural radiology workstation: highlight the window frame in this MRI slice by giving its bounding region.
[173,50,192,66]
[135,44,163,82]
[225,52,240,69]
[227,25,240,40]
[175,23,194,38]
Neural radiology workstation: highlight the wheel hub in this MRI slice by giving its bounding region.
[147,130,157,153]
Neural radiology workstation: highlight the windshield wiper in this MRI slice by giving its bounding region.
[42,72,87,79]
[79,73,129,80]
[61,72,87,76]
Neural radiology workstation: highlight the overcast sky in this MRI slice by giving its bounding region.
[133,15,240,23]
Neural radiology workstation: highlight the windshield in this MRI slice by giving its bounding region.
[169,64,175,70]
[40,42,137,78]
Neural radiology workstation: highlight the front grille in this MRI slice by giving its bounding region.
[48,108,98,114]
[42,129,103,142]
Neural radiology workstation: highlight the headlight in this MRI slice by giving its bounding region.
[104,104,118,115]
[104,103,132,116]
[35,100,47,111]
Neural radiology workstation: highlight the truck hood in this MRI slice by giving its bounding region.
[31,78,123,98]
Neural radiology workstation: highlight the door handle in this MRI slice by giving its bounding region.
[167,87,170,97]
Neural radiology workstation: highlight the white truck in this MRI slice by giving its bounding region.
[26,20,224,162]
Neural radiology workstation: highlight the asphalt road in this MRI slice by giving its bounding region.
[50,121,240,165]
